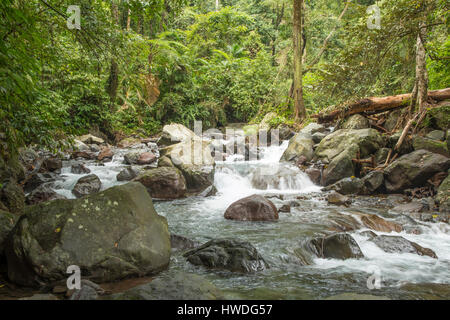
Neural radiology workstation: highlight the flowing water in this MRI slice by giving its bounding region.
[52,137,450,300]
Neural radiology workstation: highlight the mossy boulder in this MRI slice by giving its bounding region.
[427,104,450,131]
[175,164,214,194]
[5,182,171,287]
[413,136,449,157]
[314,129,384,185]
[0,210,17,259]
[342,114,370,129]
[307,233,364,260]
[384,150,450,193]
[0,180,25,214]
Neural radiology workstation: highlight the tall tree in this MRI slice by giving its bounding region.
[292,0,306,121]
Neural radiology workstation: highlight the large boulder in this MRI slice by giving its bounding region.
[427,104,450,131]
[301,123,326,135]
[161,137,215,166]
[72,174,102,198]
[116,167,139,182]
[342,114,370,130]
[369,235,437,258]
[134,167,186,199]
[280,132,314,162]
[176,164,214,193]
[224,195,278,221]
[5,182,171,287]
[26,184,66,205]
[412,136,449,157]
[384,150,450,193]
[158,123,197,147]
[71,163,91,174]
[107,272,223,300]
[259,112,277,131]
[325,171,384,195]
[183,239,268,273]
[307,233,364,260]
[315,129,384,185]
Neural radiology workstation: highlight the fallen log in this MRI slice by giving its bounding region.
[313,88,450,123]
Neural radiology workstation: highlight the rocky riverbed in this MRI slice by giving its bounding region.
[0,119,449,300]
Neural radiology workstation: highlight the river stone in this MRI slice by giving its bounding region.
[384,150,450,193]
[107,272,223,300]
[358,213,402,233]
[324,177,364,195]
[123,151,141,165]
[72,151,97,160]
[26,184,66,205]
[312,132,326,144]
[5,182,171,287]
[307,233,364,260]
[170,234,199,251]
[71,163,91,174]
[280,132,314,162]
[361,170,384,194]
[72,174,102,198]
[436,174,450,213]
[161,137,215,166]
[224,195,278,221]
[78,134,104,145]
[0,180,25,214]
[97,148,114,161]
[278,124,295,140]
[427,104,450,131]
[116,167,138,181]
[184,239,268,273]
[426,130,446,141]
[175,164,214,193]
[137,152,157,165]
[342,114,370,130]
[305,167,321,185]
[327,191,351,206]
[158,123,197,147]
[301,123,326,135]
[412,136,449,157]
[72,139,90,152]
[369,235,437,258]
[42,157,62,173]
[24,172,61,193]
[134,167,186,199]
[117,137,141,148]
[158,156,174,168]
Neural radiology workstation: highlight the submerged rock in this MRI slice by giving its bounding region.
[5,182,171,287]
[170,234,199,251]
[184,239,268,273]
[72,174,102,198]
[307,233,364,260]
[71,163,91,174]
[116,167,138,181]
[134,167,186,199]
[224,195,278,221]
[369,235,437,258]
[384,150,450,193]
[107,272,223,300]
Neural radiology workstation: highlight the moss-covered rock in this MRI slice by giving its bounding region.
[427,104,450,131]
[0,180,25,214]
[5,182,171,287]
[413,136,449,157]
[384,150,450,193]
[0,209,17,259]
[342,114,370,129]
[436,173,450,213]
[280,132,314,162]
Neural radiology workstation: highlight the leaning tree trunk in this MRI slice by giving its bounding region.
[293,0,306,122]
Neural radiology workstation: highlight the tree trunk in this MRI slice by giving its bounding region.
[126,9,131,31]
[293,0,306,122]
[313,88,450,123]
[415,25,428,112]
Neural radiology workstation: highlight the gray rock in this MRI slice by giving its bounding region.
[369,235,437,258]
[5,182,171,287]
[134,167,186,199]
[342,114,370,130]
[70,163,91,174]
[184,239,268,273]
[0,180,25,214]
[413,136,449,157]
[312,132,326,144]
[307,233,364,260]
[0,210,17,259]
[327,191,351,206]
[426,130,446,141]
[224,195,278,221]
[384,150,450,193]
[72,174,101,198]
[280,132,314,162]
[170,234,199,251]
[107,272,223,300]
[116,167,138,181]
[301,123,326,135]
[26,184,66,205]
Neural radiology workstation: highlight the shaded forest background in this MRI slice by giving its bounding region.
[1,0,448,155]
